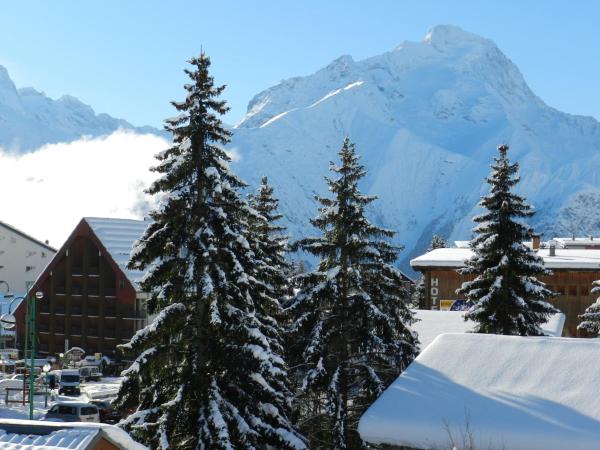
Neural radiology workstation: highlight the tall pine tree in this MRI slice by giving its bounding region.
[578,280,600,335]
[458,144,557,335]
[114,53,306,450]
[247,176,291,314]
[287,137,418,449]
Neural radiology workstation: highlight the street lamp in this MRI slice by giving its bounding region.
[23,290,44,419]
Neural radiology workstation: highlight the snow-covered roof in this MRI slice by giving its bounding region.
[0,220,56,252]
[84,218,149,289]
[411,246,600,270]
[553,237,600,248]
[0,418,147,449]
[413,310,564,349]
[359,333,600,450]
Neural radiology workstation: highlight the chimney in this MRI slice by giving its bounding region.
[549,242,556,257]
[532,234,540,250]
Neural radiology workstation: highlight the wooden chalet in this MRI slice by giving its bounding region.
[411,236,600,336]
[15,218,149,358]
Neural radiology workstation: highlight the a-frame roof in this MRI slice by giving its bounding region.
[29,217,149,296]
[84,217,149,287]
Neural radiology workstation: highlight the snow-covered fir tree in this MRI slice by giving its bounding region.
[412,235,447,307]
[429,234,446,250]
[114,53,306,450]
[287,137,419,449]
[578,281,600,335]
[458,144,557,335]
[247,176,291,312]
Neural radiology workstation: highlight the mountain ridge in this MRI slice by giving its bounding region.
[0,64,162,152]
[229,25,600,274]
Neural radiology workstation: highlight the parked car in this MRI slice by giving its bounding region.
[44,401,100,422]
[88,399,121,424]
[57,369,81,396]
[79,366,101,382]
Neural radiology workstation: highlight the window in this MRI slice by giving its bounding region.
[556,286,566,296]
[568,286,578,296]
[72,279,84,295]
[58,405,77,415]
[25,266,35,272]
[80,406,98,416]
[88,278,100,296]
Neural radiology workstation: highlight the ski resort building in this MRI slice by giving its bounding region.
[15,218,149,359]
[0,220,56,295]
[411,237,600,336]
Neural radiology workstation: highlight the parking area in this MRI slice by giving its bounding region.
[0,375,123,423]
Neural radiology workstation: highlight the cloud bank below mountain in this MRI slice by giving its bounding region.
[0,130,168,248]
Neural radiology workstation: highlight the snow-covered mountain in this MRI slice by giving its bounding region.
[0,65,160,151]
[230,25,600,273]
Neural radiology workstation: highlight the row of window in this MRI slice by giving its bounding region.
[549,285,596,297]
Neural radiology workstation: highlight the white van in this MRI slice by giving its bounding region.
[58,369,81,396]
[79,366,101,382]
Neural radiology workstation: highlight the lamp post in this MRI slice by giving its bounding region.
[24,291,43,419]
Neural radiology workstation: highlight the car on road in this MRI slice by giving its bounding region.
[79,365,101,382]
[44,401,100,422]
[88,399,121,424]
[57,369,81,395]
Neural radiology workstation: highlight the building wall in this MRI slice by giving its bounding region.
[17,223,140,359]
[421,268,600,336]
[0,224,56,294]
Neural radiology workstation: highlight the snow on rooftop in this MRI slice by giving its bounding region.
[413,310,565,349]
[0,418,147,449]
[0,426,97,449]
[411,246,600,270]
[84,217,149,288]
[554,237,600,248]
[359,333,600,450]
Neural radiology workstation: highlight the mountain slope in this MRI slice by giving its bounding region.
[0,65,160,152]
[229,25,600,273]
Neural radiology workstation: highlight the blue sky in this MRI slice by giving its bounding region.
[1,0,598,127]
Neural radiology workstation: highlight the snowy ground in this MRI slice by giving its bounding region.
[0,377,122,420]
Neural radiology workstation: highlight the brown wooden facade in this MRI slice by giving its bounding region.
[15,220,142,358]
[419,267,600,336]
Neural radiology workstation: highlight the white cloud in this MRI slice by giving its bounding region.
[0,130,169,249]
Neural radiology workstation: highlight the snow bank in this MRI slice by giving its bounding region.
[359,333,600,450]
[413,310,565,349]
